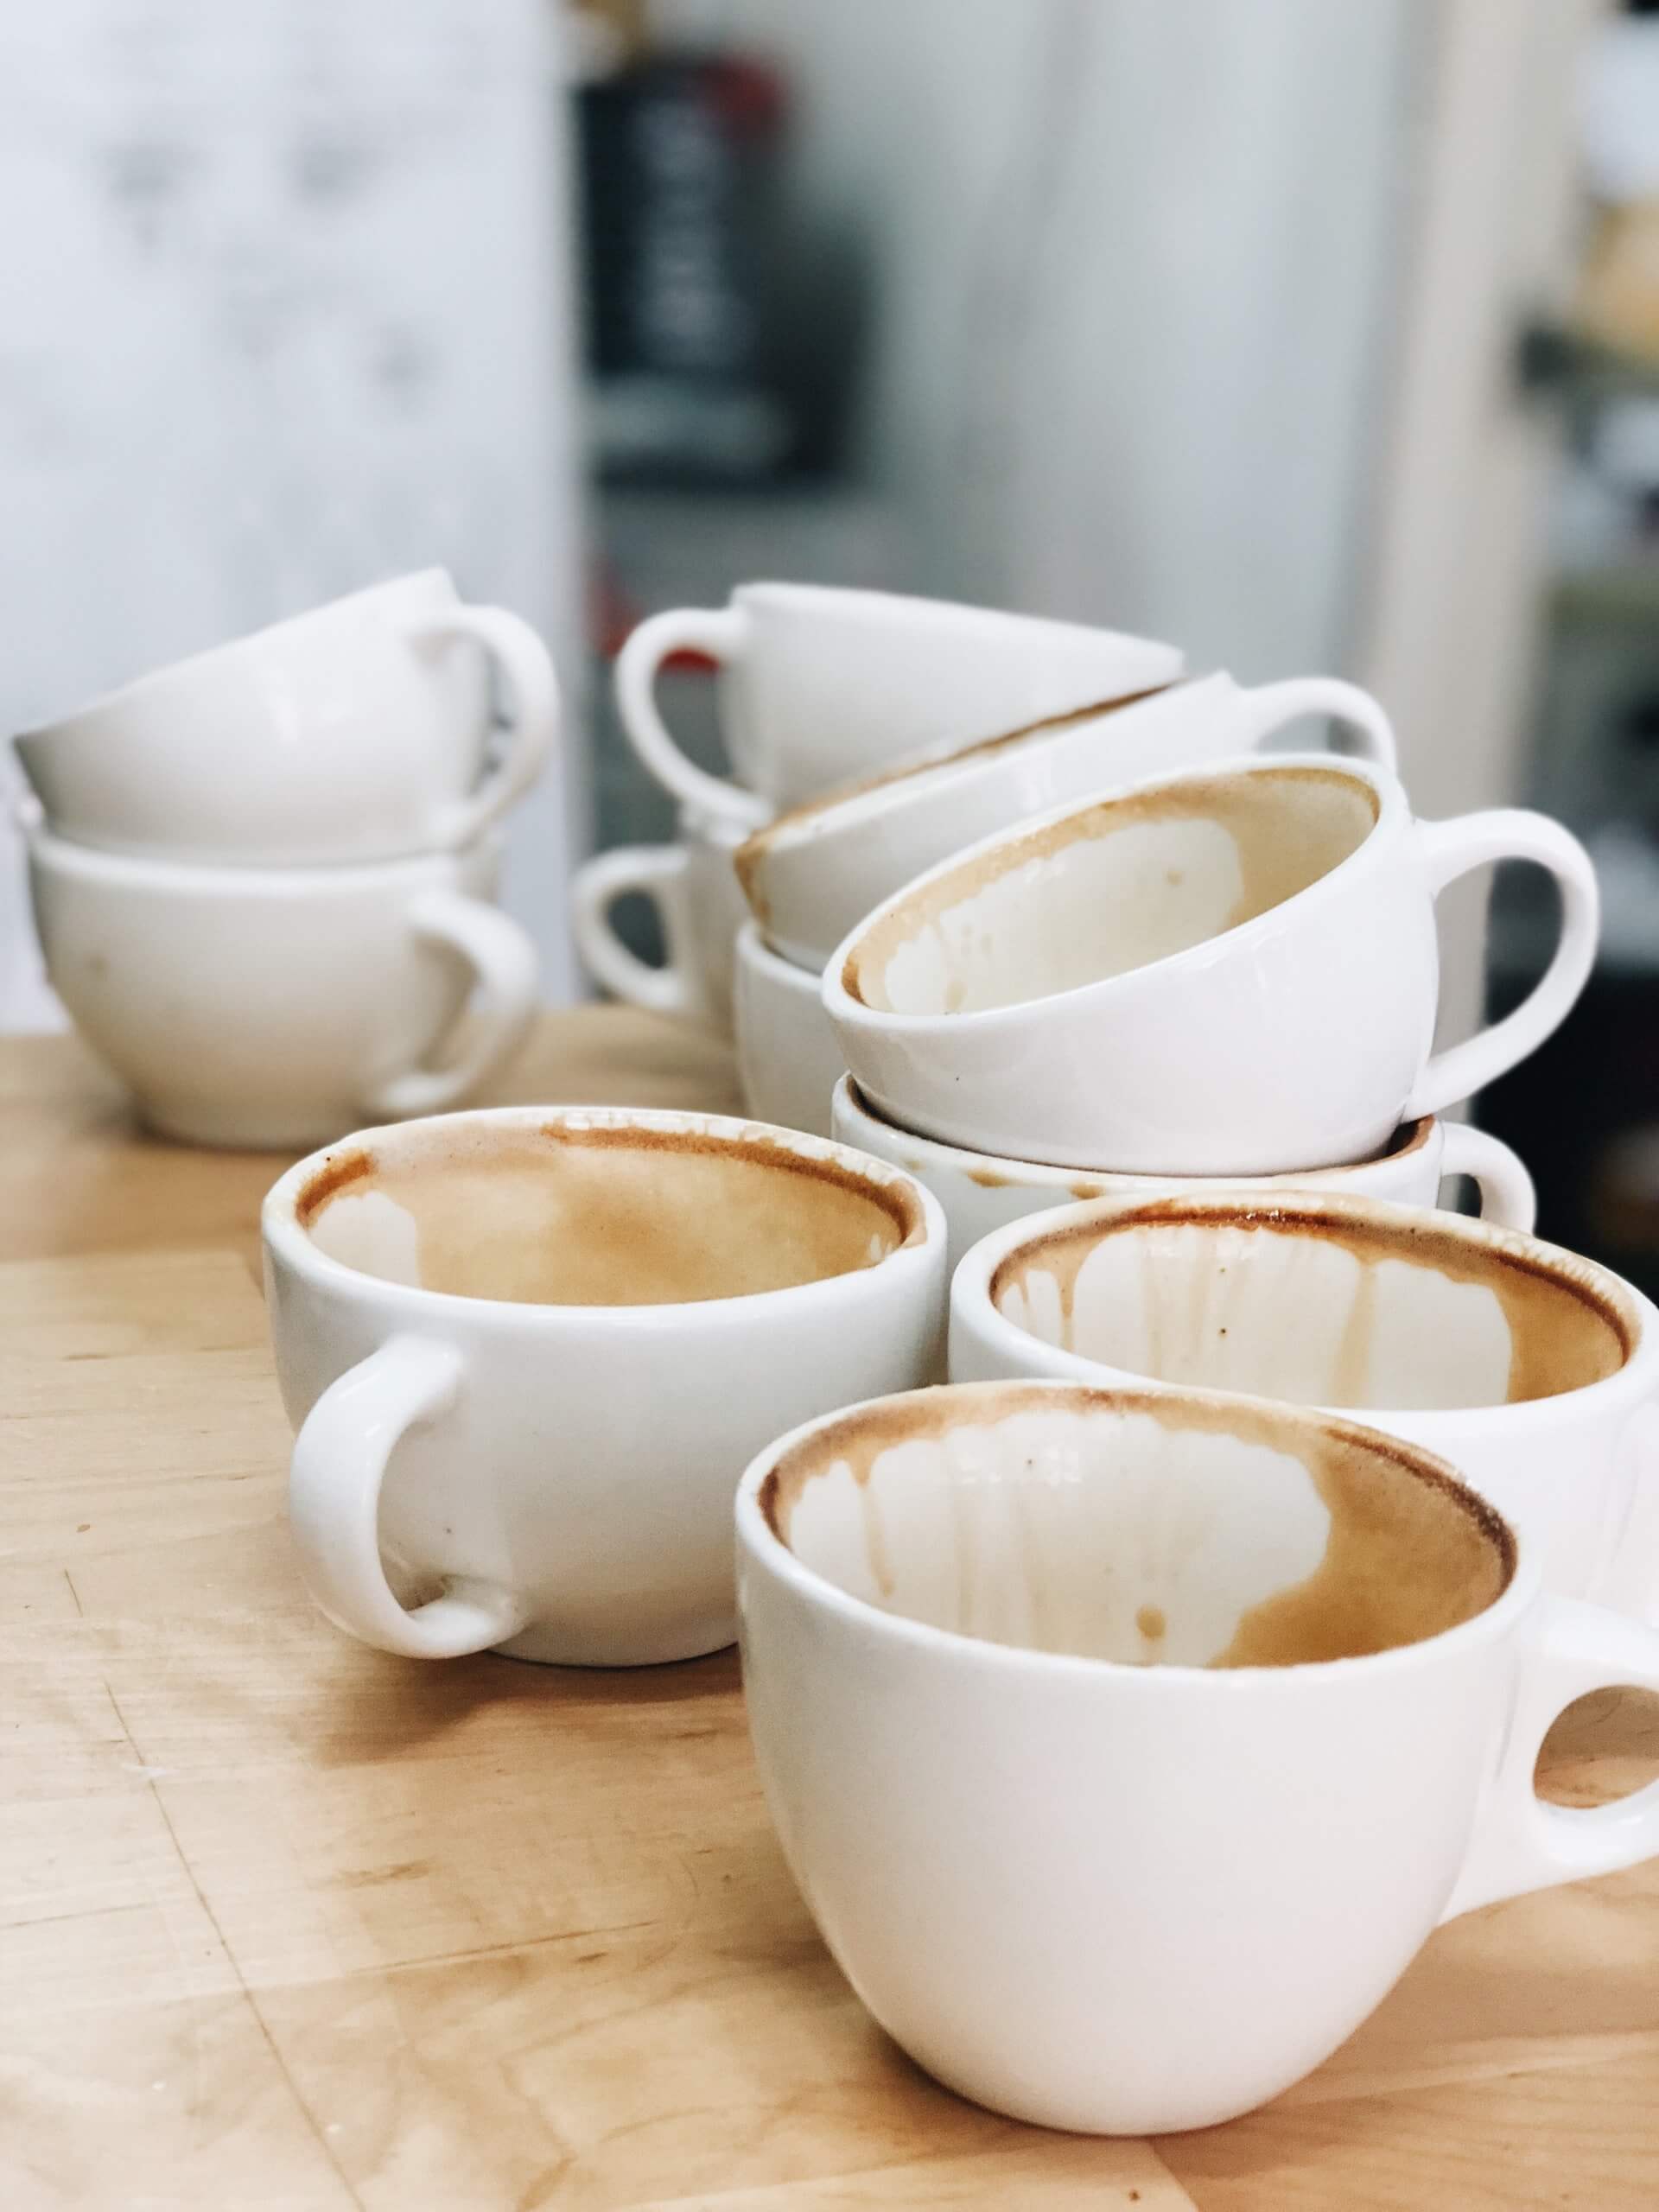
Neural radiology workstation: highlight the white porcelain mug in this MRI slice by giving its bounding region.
[739,671,1397,970]
[570,804,748,1036]
[616,583,1184,830]
[826,754,1599,1175]
[29,828,537,1149]
[738,1378,1659,2134]
[951,1192,1659,1616]
[831,1077,1535,1275]
[264,1106,946,1665]
[13,569,558,864]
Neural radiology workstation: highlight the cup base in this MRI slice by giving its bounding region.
[493,1611,737,1669]
[137,1095,358,1153]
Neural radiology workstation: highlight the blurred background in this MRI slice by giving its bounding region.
[3,0,1658,1283]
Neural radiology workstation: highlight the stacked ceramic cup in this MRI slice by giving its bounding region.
[14,570,557,1149]
[817,741,1598,1261]
[594,583,1186,1117]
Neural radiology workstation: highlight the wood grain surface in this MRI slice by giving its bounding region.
[3,1015,1657,2209]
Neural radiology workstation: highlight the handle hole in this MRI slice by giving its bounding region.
[604,888,668,970]
[1256,711,1367,757]
[1536,1687,1659,1807]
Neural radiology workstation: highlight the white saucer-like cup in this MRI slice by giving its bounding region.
[830,1075,1535,1274]
[734,922,845,1139]
[264,1106,945,1665]
[738,671,1396,970]
[950,1191,1659,1616]
[14,569,558,864]
[737,1378,1659,2134]
[823,753,1599,1176]
[616,582,1185,830]
[29,828,537,1149]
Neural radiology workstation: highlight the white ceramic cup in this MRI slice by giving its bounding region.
[951,1192,1659,1617]
[29,827,537,1150]
[734,921,845,1140]
[13,569,559,864]
[264,1106,946,1665]
[570,804,748,1036]
[738,671,1397,970]
[825,754,1599,1176]
[738,1377,1659,2134]
[831,1076,1535,1275]
[616,583,1185,830]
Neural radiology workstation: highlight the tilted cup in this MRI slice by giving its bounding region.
[951,1191,1659,1615]
[825,754,1599,1175]
[734,922,845,1140]
[616,582,1183,830]
[264,1106,946,1665]
[13,569,558,864]
[739,1378,1659,2133]
[831,1074,1535,1275]
[29,828,537,1150]
[738,670,1397,970]
[570,803,749,1037]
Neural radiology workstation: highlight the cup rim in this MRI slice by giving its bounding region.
[23,819,497,893]
[834,1074,1436,1186]
[736,677,1202,863]
[823,752,1401,1034]
[262,1103,945,1322]
[16,568,455,744]
[952,1189,1651,1432]
[736,1376,1535,1681]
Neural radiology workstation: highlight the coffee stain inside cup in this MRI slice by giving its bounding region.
[296,1120,922,1307]
[845,763,1378,1016]
[761,1382,1512,1670]
[991,1200,1633,1411]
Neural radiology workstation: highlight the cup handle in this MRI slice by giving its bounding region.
[1441,1595,1659,1919]
[289,1336,529,1658]
[570,844,696,1019]
[1230,677,1398,768]
[363,892,538,1120]
[1402,811,1600,1122]
[1436,1120,1537,1231]
[614,607,772,829]
[405,604,561,847]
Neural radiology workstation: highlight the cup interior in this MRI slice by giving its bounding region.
[843,763,1378,1016]
[295,1116,922,1306]
[990,1202,1634,1412]
[760,1382,1512,1668]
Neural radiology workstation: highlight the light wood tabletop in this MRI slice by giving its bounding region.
[5,1010,1659,2210]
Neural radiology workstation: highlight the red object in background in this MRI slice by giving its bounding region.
[590,559,716,673]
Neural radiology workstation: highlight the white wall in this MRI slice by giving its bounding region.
[0,0,585,1027]
[665,0,1418,678]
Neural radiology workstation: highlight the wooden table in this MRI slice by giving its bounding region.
[5,1011,1659,2210]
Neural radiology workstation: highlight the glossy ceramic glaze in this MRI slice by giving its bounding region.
[14,570,558,863]
[951,1192,1659,1616]
[831,1076,1536,1275]
[264,1106,946,1665]
[570,802,748,1037]
[737,1379,1659,2133]
[734,921,845,1140]
[739,671,1396,969]
[616,582,1184,829]
[30,828,537,1148]
[825,754,1599,1176]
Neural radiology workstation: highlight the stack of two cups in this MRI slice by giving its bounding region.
[583,583,1186,1093]
[810,732,1603,1259]
[16,572,558,1149]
